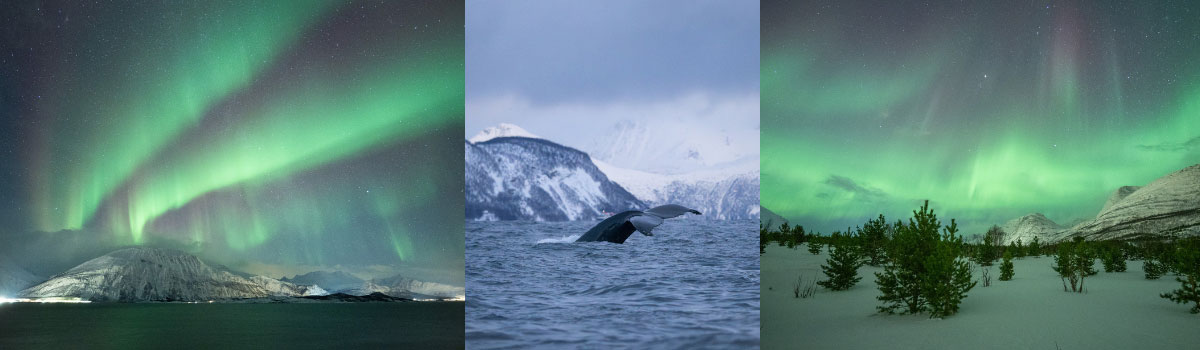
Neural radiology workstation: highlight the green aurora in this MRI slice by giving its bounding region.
[762,0,1200,235]
[3,1,464,280]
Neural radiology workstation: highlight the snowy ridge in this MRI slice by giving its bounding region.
[584,119,756,174]
[465,137,644,221]
[469,123,539,143]
[1067,164,1200,241]
[760,206,790,232]
[345,274,465,299]
[995,164,1200,243]
[999,213,1068,245]
[19,247,324,302]
[594,158,760,220]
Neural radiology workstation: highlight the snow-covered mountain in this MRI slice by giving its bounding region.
[1067,164,1200,241]
[999,213,1069,245]
[995,164,1200,244]
[281,270,365,293]
[345,274,465,299]
[761,206,790,232]
[465,136,644,221]
[281,270,463,299]
[594,159,759,220]
[0,258,41,297]
[469,123,539,143]
[584,119,756,174]
[19,247,324,302]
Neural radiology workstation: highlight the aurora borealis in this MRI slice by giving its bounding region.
[762,0,1200,235]
[1,1,464,283]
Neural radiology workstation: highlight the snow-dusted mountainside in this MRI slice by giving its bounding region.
[761,207,790,232]
[469,123,539,143]
[999,213,1068,245]
[1067,164,1200,241]
[19,247,323,301]
[994,164,1200,243]
[0,258,41,297]
[593,159,759,220]
[281,270,365,293]
[584,119,756,174]
[1099,186,1142,215]
[346,274,465,299]
[466,137,644,221]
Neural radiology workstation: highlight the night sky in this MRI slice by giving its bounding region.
[762,0,1200,235]
[0,1,464,284]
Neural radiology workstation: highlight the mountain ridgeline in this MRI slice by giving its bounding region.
[466,137,644,221]
[1000,164,1200,244]
[17,247,460,302]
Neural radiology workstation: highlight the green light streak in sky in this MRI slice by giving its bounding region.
[121,54,464,243]
[36,1,334,232]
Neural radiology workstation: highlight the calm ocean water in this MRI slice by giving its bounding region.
[0,302,463,349]
[465,220,760,349]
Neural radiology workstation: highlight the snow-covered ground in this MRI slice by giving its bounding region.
[762,243,1199,349]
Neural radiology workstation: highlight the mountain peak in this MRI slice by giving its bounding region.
[469,123,538,143]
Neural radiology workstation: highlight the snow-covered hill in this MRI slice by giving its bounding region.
[465,137,644,221]
[346,274,465,299]
[0,258,41,297]
[1067,164,1200,241]
[19,247,324,302]
[999,213,1069,245]
[593,158,759,220]
[584,119,757,174]
[281,270,365,293]
[469,123,539,143]
[995,164,1200,244]
[761,207,790,232]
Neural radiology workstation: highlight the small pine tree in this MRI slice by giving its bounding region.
[859,214,890,266]
[1014,238,1025,258]
[807,240,823,255]
[999,250,1014,281]
[759,223,768,255]
[976,225,1003,266]
[1160,239,1200,313]
[1029,236,1042,257]
[1101,244,1127,272]
[876,200,974,318]
[818,243,864,291]
[1144,257,1166,280]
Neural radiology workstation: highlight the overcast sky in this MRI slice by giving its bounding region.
[465,0,759,154]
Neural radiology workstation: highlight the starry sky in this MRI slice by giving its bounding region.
[0,0,464,284]
[465,0,759,174]
[762,0,1200,236]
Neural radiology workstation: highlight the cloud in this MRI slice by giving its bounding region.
[824,175,888,200]
[1137,136,1200,152]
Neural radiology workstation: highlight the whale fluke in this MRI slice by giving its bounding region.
[575,205,702,243]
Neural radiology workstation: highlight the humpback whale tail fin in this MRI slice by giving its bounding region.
[575,204,701,243]
[632,205,702,236]
[644,204,703,219]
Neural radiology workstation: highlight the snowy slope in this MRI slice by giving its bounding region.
[19,247,324,301]
[593,158,760,220]
[999,213,1069,245]
[995,164,1200,243]
[1068,164,1200,241]
[584,119,756,174]
[346,274,466,299]
[465,137,644,221]
[760,207,790,232]
[469,123,539,143]
[0,258,41,297]
[281,270,365,293]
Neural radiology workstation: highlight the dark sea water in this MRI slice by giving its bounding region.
[465,220,760,349]
[0,302,464,349]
